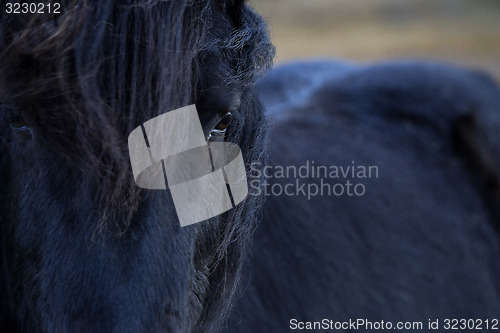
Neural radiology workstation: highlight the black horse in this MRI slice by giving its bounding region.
[0,0,273,332]
[226,60,500,331]
[1,0,500,332]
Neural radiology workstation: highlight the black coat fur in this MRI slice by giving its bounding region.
[226,60,500,332]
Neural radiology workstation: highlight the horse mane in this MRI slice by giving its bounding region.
[0,0,274,231]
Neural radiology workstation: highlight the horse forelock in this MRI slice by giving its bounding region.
[0,0,273,231]
[0,2,274,330]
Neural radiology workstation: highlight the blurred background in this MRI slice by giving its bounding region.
[250,0,500,81]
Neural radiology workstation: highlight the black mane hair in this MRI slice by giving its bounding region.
[1,0,273,226]
[0,1,274,331]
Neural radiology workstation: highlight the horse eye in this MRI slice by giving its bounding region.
[4,105,31,135]
[208,112,233,142]
[8,113,28,129]
[215,112,232,131]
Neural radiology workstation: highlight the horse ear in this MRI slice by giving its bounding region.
[214,0,246,25]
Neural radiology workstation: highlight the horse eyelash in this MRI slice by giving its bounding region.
[207,112,232,142]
